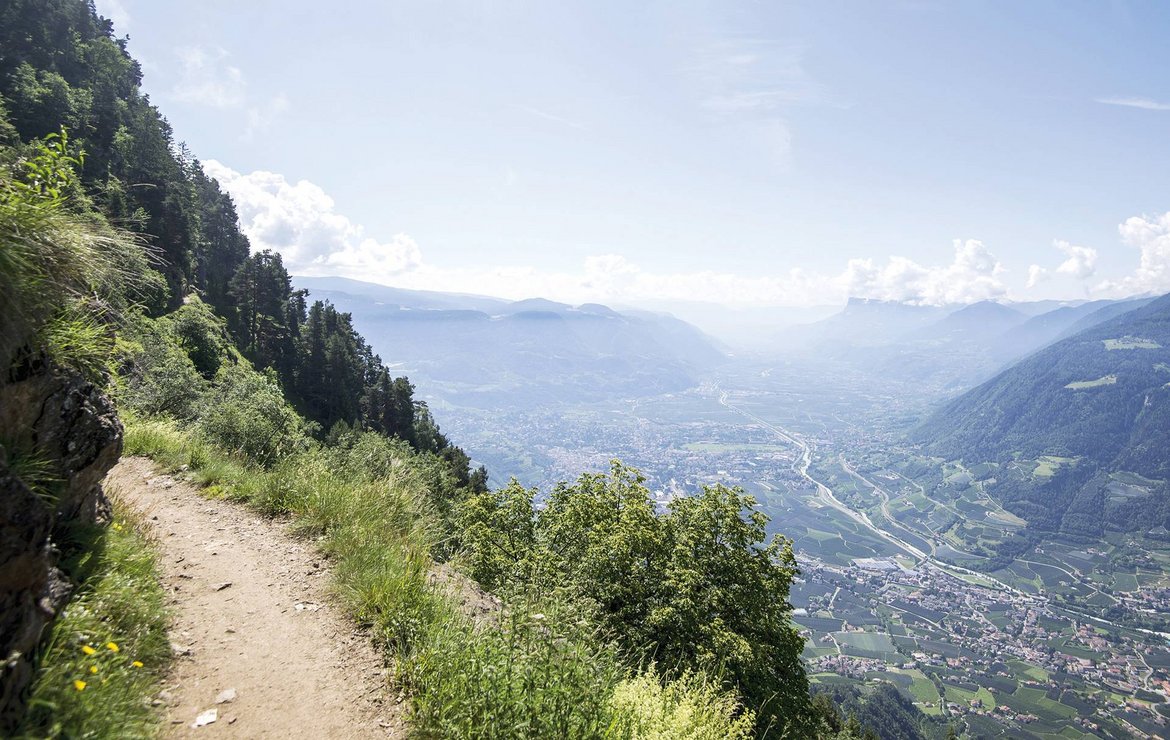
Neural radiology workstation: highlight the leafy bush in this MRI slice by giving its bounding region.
[164,298,232,378]
[456,462,813,734]
[195,364,310,466]
[608,671,755,740]
[115,316,208,419]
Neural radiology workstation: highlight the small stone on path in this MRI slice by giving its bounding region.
[192,708,217,727]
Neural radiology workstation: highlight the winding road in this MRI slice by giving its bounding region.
[715,389,1027,596]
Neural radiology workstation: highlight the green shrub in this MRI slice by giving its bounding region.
[116,313,208,419]
[164,298,231,378]
[195,364,310,466]
[457,462,813,733]
[404,595,626,739]
[608,671,755,740]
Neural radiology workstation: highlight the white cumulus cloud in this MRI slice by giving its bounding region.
[204,163,1020,308]
[1026,264,1049,288]
[1094,210,1170,297]
[203,161,423,280]
[1054,240,1098,279]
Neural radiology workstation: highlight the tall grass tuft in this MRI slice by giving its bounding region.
[404,595,627,739]
[0,129,152,372]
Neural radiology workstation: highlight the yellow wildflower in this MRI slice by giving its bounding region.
[74,680,86,691]
[89,665,98,674]
[105,642,119,653]
[132,660,144,668]
[81,645,96,656]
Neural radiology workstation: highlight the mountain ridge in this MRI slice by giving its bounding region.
[293,275,728,407]
[915,292,1170,536]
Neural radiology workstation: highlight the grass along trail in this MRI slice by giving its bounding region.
[106,457,401,738]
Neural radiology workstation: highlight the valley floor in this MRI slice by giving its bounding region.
[106,457,401,738]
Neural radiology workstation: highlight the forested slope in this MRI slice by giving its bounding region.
[0,0,480,480]
[916,293,1170,537]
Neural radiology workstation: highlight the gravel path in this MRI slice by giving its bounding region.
[106,457,402,738]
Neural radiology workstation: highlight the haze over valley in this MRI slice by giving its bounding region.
[301,274,1170,737]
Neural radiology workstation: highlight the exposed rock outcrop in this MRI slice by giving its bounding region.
[0,356,122,730]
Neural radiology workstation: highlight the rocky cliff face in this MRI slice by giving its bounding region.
[0,355,122,730]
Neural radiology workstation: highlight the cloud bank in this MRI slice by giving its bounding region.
[203,161,423,277]
[1094,211,1170,297]
[205,161,1166,308]
[837,240,1006,305]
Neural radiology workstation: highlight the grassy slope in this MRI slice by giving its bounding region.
[124,416,756,739]
[15,501,171,739]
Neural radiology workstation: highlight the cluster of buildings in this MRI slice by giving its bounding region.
[795,554,1170,734]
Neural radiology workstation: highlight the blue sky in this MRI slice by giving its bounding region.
[97,0,1170,307]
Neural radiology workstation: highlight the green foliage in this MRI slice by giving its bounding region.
[812,684,940,740]
[117,305,311,468]
[0,125,163,380]
[16,503,170,739]
[195,364,311,467]
[227,250,299,374]
[0,129,106,368]
[1,443,60,503]
[116,313,209,418]
[11,127,84,199]
[167,298,231,378]
[608,671,755,740]
[405,596,626,739]
[41,302,114,382]
[457,462,812,734]
[458,480,536,589]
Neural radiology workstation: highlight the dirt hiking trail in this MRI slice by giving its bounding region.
[106,457,402,738]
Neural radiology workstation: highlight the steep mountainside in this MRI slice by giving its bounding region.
[991,299,1127,362]
[295,276,727,407]
[916,292,1170,536]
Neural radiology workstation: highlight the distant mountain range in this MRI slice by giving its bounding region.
[916,292,1170,538]
[780,295,1155,393]
[293,276,726,408]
